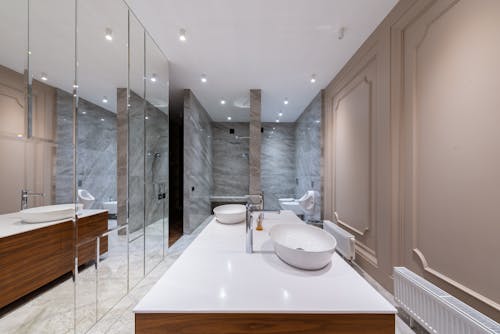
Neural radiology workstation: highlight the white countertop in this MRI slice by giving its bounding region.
[134,211,396,314]
[0,209,107,239]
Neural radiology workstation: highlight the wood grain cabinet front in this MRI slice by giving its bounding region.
[0,211,108,309]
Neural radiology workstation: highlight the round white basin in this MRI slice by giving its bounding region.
[213,204,246,224]
[20,204,83,223]
[269,224,337,270]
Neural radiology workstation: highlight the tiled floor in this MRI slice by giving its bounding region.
[0,216,419,333]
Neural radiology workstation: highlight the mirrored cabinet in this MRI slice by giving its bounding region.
[0,1,169,332]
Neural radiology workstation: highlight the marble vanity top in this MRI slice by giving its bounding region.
[0,209,107,239]
[209,195,248,203]
[134,210,396,314]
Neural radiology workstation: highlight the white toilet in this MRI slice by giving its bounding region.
[78,189,95,209]
[279,190,321,222]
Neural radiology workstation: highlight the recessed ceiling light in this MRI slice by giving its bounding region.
[150,73,157,82]
[100,118,105,122]
[105,28,113,41]
[40,72,48,81]
[276,119,280,123]
[179,28,187,42]
[310,74,316,83]
[283,98,288,105]
[201,74,207,83]
[273,127,276,130]
[145,116,149,120]
[220,99,226,105]
[278,112,283,117]
[81,111,86,114]
[16,134,23,138]
[102,96,108,103]
[227,116,232,121]
[73,84,78,88]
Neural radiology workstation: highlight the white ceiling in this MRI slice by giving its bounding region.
[124,0,397,122]
[0,0,169,114]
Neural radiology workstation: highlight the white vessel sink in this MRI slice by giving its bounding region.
[20,204,83,223]
[213,204,246,224]
[269,223,337,270]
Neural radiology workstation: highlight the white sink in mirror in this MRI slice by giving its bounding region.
[213,204,246,224]
[20,204,83,223]
[269,223,336,270]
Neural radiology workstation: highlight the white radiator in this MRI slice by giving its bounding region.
[394,267,500,334]
[323,220,355,261]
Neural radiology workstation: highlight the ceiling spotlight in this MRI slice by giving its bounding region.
[276,119,280,123]
[81,111,87,115]
[40,72,48,81]
[201,74,207,83]
[145,116,149,120]
[105,28,113,41]
[283,98,288,105]
[102,96,108,103]
[227,116,232,121]
[278,112,283,117]
[310,74,316,83]
[179,28,187,42]
[73,84,79,88]
[100,118,105,122]
[16,134,23,138]
[150,73,157,82]
[220,99,226,105]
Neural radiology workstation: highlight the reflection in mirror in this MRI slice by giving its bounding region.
[144,33,169,273]
[0,0,76,332]
[126,11,146,289]
[75,0,128,331]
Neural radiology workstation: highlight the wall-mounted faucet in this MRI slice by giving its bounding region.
[20,190,44,210]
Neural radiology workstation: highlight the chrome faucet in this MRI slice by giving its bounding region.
[246,194,263,254]
[20,190,44,210]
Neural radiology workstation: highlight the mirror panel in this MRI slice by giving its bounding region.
[0,0,29,213]
[127,11,146,287]
[144,33,169,273]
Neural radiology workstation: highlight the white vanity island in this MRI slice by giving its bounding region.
[134,211,396,333]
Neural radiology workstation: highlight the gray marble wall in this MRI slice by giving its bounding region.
[55,89,117,209]
[249,89,261,194]
[55,90,75,205]
[127,91,169,233]
[261,123,296,210]
[183,90,213,234]
[211,122,249,196]
[295,92,322,202]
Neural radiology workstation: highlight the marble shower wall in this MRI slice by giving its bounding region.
[145,101,169,229]
[211,122,249,196]
[295,92,322,201]
[183,90,213,234]
[55,89,117,209]
[127,91,169,233]
[261,123,296,210]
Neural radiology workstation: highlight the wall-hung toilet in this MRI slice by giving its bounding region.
[279,191,321,222]
[78,189,95,209]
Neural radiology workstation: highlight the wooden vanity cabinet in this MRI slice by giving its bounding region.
[0,211,108,308]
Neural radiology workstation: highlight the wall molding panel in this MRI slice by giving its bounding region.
[324,0,500,320]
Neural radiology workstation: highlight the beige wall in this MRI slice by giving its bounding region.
[0,65,56,214]
[323,0,500,321]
